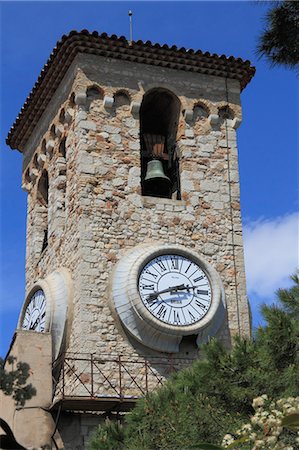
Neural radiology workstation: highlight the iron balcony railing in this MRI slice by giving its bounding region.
[52,353,193,406]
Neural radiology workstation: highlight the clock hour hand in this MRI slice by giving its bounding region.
[147,284,186,302]
[147,284,208,303]
[184,285,205,291]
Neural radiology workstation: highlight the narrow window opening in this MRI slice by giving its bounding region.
[59,108,65,124]
[33,153,38,169]
[42,229,48,252]
[59,137,66,158]
[140,89,181,199]
[41,139,46,155]
[69,92,75,108]
[50,124,56,139]
[25,168,31,183]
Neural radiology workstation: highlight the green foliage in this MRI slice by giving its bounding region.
[88,420,125,450]
[197,445,225,450]
[277,273,299,318]
[257,1,299,70]
[125,387,243,450]
[0,356,36,406]
[254,272,299,398]
[89,273,299,449]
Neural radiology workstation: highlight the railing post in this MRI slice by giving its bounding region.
[62,357,65,399]
[145,359,148,394]
[118,355,122,399]
[91,354,94,397]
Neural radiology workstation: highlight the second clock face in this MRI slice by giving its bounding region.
[22,289,47,332]
[138,254,212,326]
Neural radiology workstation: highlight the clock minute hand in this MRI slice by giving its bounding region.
[147,284,186,302]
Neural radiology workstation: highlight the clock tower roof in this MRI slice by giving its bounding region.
[6,29,255,152]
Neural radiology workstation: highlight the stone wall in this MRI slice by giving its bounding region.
[22,54,250,368]
[0,331,57,449]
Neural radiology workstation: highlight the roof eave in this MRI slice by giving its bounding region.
[6,30,256,152]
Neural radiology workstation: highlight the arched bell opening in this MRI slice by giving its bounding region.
[140,88,181,199]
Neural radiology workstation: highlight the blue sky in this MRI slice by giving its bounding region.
[0,1,298,357]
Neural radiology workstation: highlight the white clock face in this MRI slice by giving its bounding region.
[22,289,47,332]
[138,254,212,326]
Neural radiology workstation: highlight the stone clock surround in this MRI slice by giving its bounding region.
[18,268,73,360]
[110,243,226,353]
[20,53,250,364]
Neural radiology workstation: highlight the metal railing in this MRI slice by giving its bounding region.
[52,353,193,403]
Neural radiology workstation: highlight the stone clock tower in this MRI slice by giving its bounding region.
[4,31,255,449]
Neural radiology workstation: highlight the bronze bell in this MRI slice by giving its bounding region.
[143,159,171,198]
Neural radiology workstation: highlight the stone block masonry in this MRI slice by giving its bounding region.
[22,53,250,369]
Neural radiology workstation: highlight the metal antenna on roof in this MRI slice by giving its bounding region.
[128,10,133,45]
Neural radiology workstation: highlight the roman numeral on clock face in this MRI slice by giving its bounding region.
[185,262,192,273]
[173,310,181,324]
[156,259,167,272]
[193,275,204,283]
[145,269,158,279]
[197,289,209,295]
[195,299,207,310]
[156,304,167,319]
[142,284,154,290]
[188,310,197,322]
[170,257,179,270]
